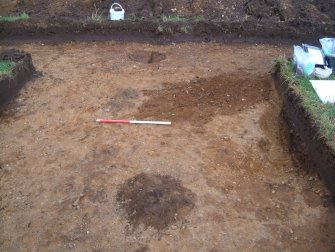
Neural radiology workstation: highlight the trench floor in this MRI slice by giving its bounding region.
[0,42,334,251]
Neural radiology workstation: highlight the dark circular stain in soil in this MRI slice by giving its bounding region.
[106,88,140,115]
[117,173,196,230]
[128,51,166,64]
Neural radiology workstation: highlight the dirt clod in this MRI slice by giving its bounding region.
[128,51,166,64]
[117,173,195,230]
[0,49,27,62]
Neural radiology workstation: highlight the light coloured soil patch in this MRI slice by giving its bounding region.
[0,42,334,251]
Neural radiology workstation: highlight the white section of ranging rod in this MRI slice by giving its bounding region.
[95,119,171,125]
[130,120,171,125]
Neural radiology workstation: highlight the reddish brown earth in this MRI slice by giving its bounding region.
[137,73,271,125]
[0,42,334,251]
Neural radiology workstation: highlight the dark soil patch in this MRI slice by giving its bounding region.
[1,18,335,44]
[136,73,271,125]
[128,51,166,64]
[244,0,284,21]
[117,173,196,230]
[0,48,28,62]
[106,88,139,115]
[1,0,335,43]
[134,245,150,252]
[0,49,35,110]
[4,0,335,23]
[314,0,335,20]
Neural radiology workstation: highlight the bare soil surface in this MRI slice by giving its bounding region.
[137,73,270,125]
[0,42,335,251]
[2,0,335,23]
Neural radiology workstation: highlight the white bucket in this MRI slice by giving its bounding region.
[109,3,125,20]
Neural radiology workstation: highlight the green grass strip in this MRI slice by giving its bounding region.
[0,60,14,77]
[0,13,29,22]
[192,15,205,22]
[161,15,204,23]
[162,15,188,22]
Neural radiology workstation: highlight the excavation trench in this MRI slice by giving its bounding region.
[0,42,334,251]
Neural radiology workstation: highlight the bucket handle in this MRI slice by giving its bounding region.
[111,3,124,11]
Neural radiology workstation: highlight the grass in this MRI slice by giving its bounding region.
[0,13,29,22]
[0,60,14,77]
[90,13,104,23]
[180,25,191,34]
[162,15,188,22]
[157,25,173,35]
[128,13,144,22]
[192,15,205,22]
[90,4,104,23]
[276,57,335,148]
[161,15,204,23]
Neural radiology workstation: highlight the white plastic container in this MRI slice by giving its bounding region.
[109,3,125,21]
[315,66,332,79]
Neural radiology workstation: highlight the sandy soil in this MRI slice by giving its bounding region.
[0,42,334,251]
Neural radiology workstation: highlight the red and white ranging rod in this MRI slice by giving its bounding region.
[96,119,171,125]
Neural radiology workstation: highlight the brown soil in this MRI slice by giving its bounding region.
[2,0,334,23]
[3,19,333,45]
[0,49,35,109]
[0,42,334,251]
[137,73,270,125]
[106,88,139,116]
[117,173,195,230]
[1,0,335,44]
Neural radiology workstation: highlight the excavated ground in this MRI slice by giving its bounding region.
[0,42,335,251]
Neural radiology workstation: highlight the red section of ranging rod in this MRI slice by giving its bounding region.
[96,119,130,124]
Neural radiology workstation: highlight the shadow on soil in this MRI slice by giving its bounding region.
[128,51,166,64]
